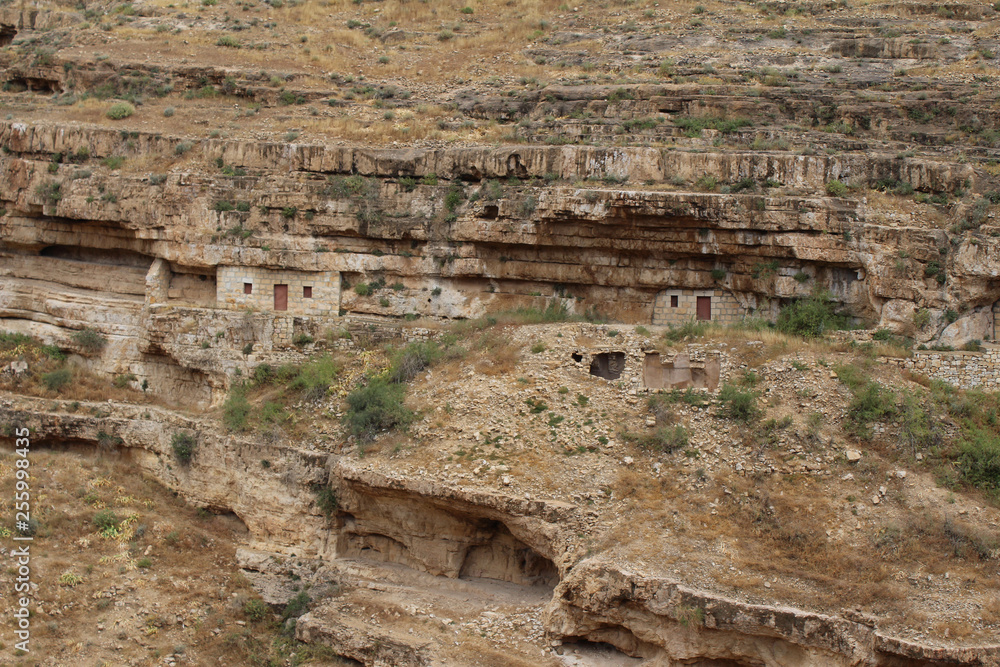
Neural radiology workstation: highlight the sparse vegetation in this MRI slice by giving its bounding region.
[106,102,135,120]
[171,432,197,463]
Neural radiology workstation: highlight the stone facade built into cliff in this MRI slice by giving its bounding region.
[217,266,341,317]
[652,288,745,326]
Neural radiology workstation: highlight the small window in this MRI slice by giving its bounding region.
[670,295,678,308]
[244,283,252,295]
[303,286,312,298]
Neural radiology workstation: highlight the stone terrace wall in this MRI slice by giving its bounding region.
[890,343,1000,389]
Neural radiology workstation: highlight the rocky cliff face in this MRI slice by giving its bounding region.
[2,118,997,405]
[3,0,1000,663]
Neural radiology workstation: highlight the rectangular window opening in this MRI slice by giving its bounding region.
[303,286,313,298]
[244,283,253,295]
[670,295,679,308]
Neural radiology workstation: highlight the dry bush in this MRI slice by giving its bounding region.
[472,329,521,376]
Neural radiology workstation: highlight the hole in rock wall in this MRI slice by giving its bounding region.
[556,638,643,664]
[563,625,660,660]
[5,77,60,93]
[482,204,499,219]
[590,352,625,380]
[0,24,16,46]
[643,353,720,391]
[458,520,559,588]
[571,352,583,363]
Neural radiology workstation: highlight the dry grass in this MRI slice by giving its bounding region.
[0,451,278,665]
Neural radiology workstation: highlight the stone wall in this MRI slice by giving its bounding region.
[891,343,1000,389]
[652,288,745,326]
[994,300,1000,340]
[217,266,340,317]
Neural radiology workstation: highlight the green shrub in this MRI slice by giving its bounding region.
[717,384,761,423]
[136,557,152,569]
[93,509,119,531]
[73,327,107,354]
[313,484,338,517]
[112,372,137,388]
[216,35,240,47]
[36,181,62,203]
[387,339,461,384]
[39,366,71,391]
[825,179,848,196]
[243,598,269,623]
[106,102,135,120]
[835,367,897,440]
[958,426,1000,491]
[171,432,197,463]
[775,292,847,338]
[963,339,983,352]
[289,354,340,401]
[223,386,251,431]
[344,379,412,441]
[282,591,311,621]
[480,179,504,201]
[354,283,372,296]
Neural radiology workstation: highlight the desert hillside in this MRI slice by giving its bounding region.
[1,0,1000,664]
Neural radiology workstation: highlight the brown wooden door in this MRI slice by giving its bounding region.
[274,284,288,311]
[696,296,711,321]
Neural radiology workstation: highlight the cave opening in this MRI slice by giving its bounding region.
[458,519,559,589]
[0,24,16,46]
[589,352,625,380]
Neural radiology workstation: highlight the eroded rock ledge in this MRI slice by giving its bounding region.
[1,395,997,666]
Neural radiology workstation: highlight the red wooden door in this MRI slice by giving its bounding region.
[274,284,288,311]
[696,296,711,321]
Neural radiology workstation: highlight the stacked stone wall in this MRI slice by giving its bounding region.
[890,343,1000,389]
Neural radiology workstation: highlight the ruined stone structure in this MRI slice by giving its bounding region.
[891,343,1000,390]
